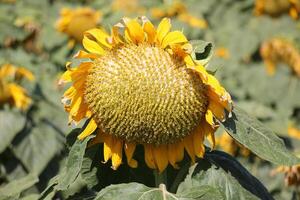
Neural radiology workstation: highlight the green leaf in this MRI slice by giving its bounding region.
[11,123,64,175]
[0,173,38,200]
[190,40,213,66]
[221,106,300,166]
[95,182,222,200]
[0,109,25,153]
[177,151,269,200]
[56,135,93,191]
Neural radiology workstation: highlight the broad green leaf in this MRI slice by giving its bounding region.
[0,109,25,153]
[177,151,269,200]
[222,106,300,166]
[95,182,222,200]
[11,123,64,175]
[0,173,38,200]
[56,135,93,191]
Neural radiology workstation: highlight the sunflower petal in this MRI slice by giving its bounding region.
[124,142,138,168]
[142,16,156,44]
[144,145,156,169]
[162,31,187,48]
[77,118,97,140]
[193,126,205,158]
[83,34,106,55]
[111,138,123,170]
[124,18,145,44]
[102,134,113,163]
[183,134,195,163]
[153,145,168,172]
[156,18,171,44]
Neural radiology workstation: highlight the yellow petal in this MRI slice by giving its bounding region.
[162,31,187,48]
[144,145,156,169]
[73,50,99,59]
[156,18,171,44]
[59,70,72,84]
[83,34,106,55]
[142,17,156,44]
[208,100,225,121]
[77,118,97,140]
[168,142,184,169]
[124,18,144,44]
[16,67,35,81]
[85,28,112,49]
[205,109,215,127]
[102,134,113,163]
[193,126,205,158]
[183,134,195,163]
[124,142,138,168]
[153,145,169,172]
[111,138,123,170]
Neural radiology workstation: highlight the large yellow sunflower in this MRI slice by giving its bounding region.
[0,64,34,110]
[60,17,232,172]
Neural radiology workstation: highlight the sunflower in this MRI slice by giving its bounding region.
[151,2,207,29]
[111,0,145,15]
[0,64,34,110]
[60,17,232,172]
[254,0,300,19]
[288,125,300,140]
[260,38,300,77]
[272,164,300,186]
[55,7,101,45]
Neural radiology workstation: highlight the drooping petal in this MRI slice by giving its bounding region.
[144,145,156,169]
[102,133,113,163]
[77,118,97,140]
[183,134,195,163]
[168,142,184,168]
[111,138,123,170]
[192,126,205,158]
[153,145,169,172]
[124,142,138,168]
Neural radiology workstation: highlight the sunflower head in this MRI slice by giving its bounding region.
[254,0,299,19]
[60,16,232,172]
[272,165,300,186]
[0,64,34,110]
[260,38,300,77]
[56,7,101,42]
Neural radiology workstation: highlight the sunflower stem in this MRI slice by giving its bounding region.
[154,170,167,188]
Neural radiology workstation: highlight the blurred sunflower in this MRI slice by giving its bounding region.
[254,0,300,19]
[272,165,300,186]
[56,7,101,46]
[260,38,300,77]
[151,1,207,29]
[59,16,232,172]
[0,64,34,110]
[111,0,145,15]
[288,125,300,140]
[216,131,250,157]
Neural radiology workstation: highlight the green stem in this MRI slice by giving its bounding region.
[154,169,168,187]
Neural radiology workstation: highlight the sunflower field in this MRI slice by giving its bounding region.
[0,0,300,199]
